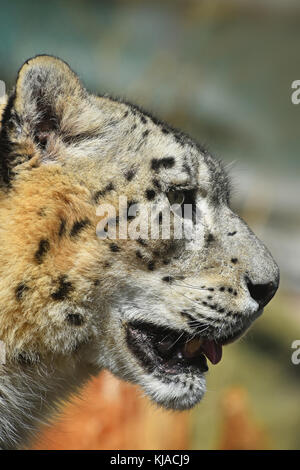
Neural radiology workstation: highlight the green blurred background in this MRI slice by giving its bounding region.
[0,0,299,450]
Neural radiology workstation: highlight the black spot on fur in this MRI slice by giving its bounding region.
[140,116,147,124]
[228,231,237,236]
[162,128,170,134]
[51,276,73,301]
[34,239,50,264]
[152,179,162,191]
[162,276,173,283]
[93,182,114,203]
[205,233,214,244]
[137,238,147,246]
[58,218,66,237]
[145,189,156,200]
[38,207,47,217]
[66,313,84,326]
[182,163,191,176]
[15,283,29,300]
[110,243,120,252]
[148,261,155,271]
[123,111,129,118]
[231,258,238,264]
[174,133,184,146]
[180,310,195,324]
[125,169,136,181]
[136,250,143,259]
[70,218,90,237]
[151,157,175,171]
[142,129,150,138]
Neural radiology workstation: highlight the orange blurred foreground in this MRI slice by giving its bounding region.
[31,371,189,450]
[218,387,270,450]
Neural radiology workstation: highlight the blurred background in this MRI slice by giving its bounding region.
[0,0,299,450]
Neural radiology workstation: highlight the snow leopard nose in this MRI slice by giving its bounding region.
[246,277,279,308]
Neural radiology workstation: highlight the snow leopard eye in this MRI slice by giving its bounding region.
[167,189,198,222]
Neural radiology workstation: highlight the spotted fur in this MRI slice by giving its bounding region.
[0,56,279,449]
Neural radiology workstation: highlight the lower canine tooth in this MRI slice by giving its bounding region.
[184,338,203,358]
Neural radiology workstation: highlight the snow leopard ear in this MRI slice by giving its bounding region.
[0,55,89,185]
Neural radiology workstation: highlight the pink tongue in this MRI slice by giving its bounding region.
[201,339,223,365]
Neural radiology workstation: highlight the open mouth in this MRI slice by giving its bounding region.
[126,322,228,377]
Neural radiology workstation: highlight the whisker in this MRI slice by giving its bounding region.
[168,331,185,350]
[172,281,209,292]
[171,289,220,321]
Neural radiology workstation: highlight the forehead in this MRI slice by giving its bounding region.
[59,94,231,205]
[117,99,231,204]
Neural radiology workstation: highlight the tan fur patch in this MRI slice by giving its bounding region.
[0,163,100,358]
